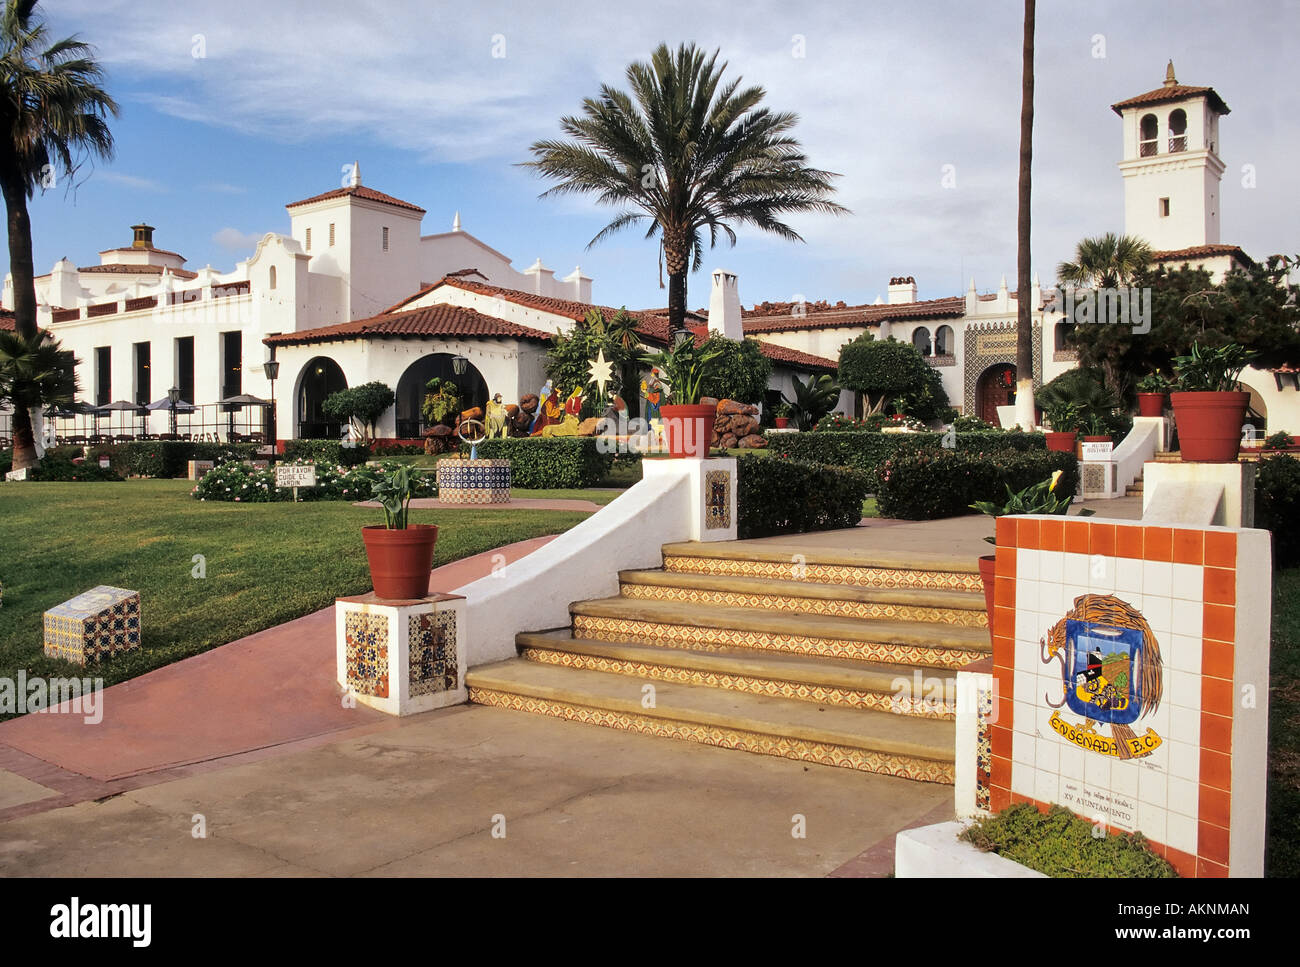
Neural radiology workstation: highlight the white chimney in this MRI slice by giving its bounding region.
[887,275,917,304]
[49,257,81,309]
[708,268,742,340]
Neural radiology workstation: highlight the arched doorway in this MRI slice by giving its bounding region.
[976,363,1016,426]
[1239,379,1268,438]
[296,356,347,439]
[395,353,489,439]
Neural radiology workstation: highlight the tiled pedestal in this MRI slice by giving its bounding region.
[43,585,141,665]
[436,459,511,504]
[335,592,467,715]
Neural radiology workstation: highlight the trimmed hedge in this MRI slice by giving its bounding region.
[282,438,372,467]
[770,430,1046,487]
[737,455,872,539]
[1257,454,1300,568]
[192,459,436,503]
[87,441,263,478]
[875,447,1081,520]
[474,437,614,489]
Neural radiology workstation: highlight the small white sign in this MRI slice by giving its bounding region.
[1081,440,1113,460]
[98,456,111,469]
[276,465,317,489]
[5,468,28,481]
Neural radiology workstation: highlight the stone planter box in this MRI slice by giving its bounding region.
[435,458,511,504]
[43,585,141,666]
[895,821,1046,878]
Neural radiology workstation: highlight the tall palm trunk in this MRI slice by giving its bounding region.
[1,163,40,471]
[663,231,689,337]
[1013,0,1037,430]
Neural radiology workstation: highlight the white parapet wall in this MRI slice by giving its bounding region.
[1080,417,1162,500]
[1143,460,1256,527]
[896,821,1047,877]
[454,457,738,666]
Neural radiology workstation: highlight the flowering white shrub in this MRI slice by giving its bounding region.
[191,460,437,503]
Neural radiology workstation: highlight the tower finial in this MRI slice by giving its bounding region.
[453,211,461,232]
[1164,60,1177,87]
[350,161,361,187]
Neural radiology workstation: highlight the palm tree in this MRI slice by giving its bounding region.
[1,0,117,468]
[0,328,78,471]
[1012,0,1037,431]
[1057,232,1154,289]
[523,42,847,336]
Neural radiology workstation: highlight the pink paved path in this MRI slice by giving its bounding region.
[0,535,558,787]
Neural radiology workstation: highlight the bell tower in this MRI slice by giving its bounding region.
[1112,62,1229,251]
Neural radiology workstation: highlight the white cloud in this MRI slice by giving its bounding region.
[211,227,267,253]
[93,171,169,192]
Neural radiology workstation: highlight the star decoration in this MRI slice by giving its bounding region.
[587,349,613,397]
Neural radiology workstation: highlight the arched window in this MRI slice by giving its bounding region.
[911,326,932,357]
[1168,109,1187,153]
[935,325,954,356]
[1139,114,1159,156]
[268,266,277,290]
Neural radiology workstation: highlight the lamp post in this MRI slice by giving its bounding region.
[263,359,280,454]
[168,386,181,435]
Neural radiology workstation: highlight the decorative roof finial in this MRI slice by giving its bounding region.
[453,211,461,232]
[350,161,361,187]
[1164,60,1177,87]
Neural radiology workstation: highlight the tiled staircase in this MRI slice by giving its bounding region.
[1126,469,1144,497]
[466,540,991,784]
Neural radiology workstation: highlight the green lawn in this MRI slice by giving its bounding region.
[0,479,589,718]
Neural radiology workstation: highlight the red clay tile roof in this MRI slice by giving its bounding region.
[427,276,675,344]
[1152,244,1254,267]
[1111,84,1229,116]
[285,184,426,214]
[263,303,552,348]
[97,246,187,261]
[77,263,199,280]
[741,296,964,334]
[0,309,14,331]
[752,340,837,372]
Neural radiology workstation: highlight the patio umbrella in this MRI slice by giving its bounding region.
[145,396,197,413]
[216,393,271,408]
[95,400,148,435]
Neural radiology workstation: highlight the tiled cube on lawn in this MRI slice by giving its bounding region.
[43,585,141,665]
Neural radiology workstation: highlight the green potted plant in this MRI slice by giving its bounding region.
[361,464,439,599]
[1082,411,1112,447]
[1040,399,1083,454]
[970,471,1093,638]
[642,334,724,458]
[1170,343,1257,463]
[1135,372,1172,418]
[773,401,793,429]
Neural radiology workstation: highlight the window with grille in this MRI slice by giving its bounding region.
[305,228,311,251]
[382,226,389,251]
[329,223,335,246]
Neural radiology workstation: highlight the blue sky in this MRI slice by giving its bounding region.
[13,0,1298,311]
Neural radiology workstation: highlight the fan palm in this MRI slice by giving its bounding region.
[1057,232,1154,289]
[1,0,117,467]
[0,328,78,471]
[523,42,847,336]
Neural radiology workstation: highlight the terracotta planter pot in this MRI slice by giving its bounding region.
[1137,392,1166,417]
[361,524,439,599]
[978,554,997,643]
[774,417,790,429]
[659,404,718,459]
[1170,391,1250,463]
[1045,431,1077,454]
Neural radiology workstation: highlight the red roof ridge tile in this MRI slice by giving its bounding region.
[285,184,426,214]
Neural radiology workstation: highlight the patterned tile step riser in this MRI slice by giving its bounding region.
[519,647,957,719]
[571,615,986,670]
[661,556,982,593]
[620,582,987,628]
[468,686,955,784]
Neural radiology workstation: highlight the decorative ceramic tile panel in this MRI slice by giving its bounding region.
[408,610,458,697]
[976,683,992,810]
[436,459,512,504]
[469,686,955,784]
[43,586,141,665]
[704,469,731,530]
[345,611,389,698]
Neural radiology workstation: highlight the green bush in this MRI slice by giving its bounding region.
[474,437,615,488]
[770,430,1046,488]
[25,455,123,482]
[699,335,773,404]
[2,444,89,476]
[86,441,263,478]
[1257,454,1300,568]
[875,447,1080,520]
[192,459,436,503]
[961,803,1176,878]
[737,455,872,538]
[282,438,372,467]
[837,335,948,418]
